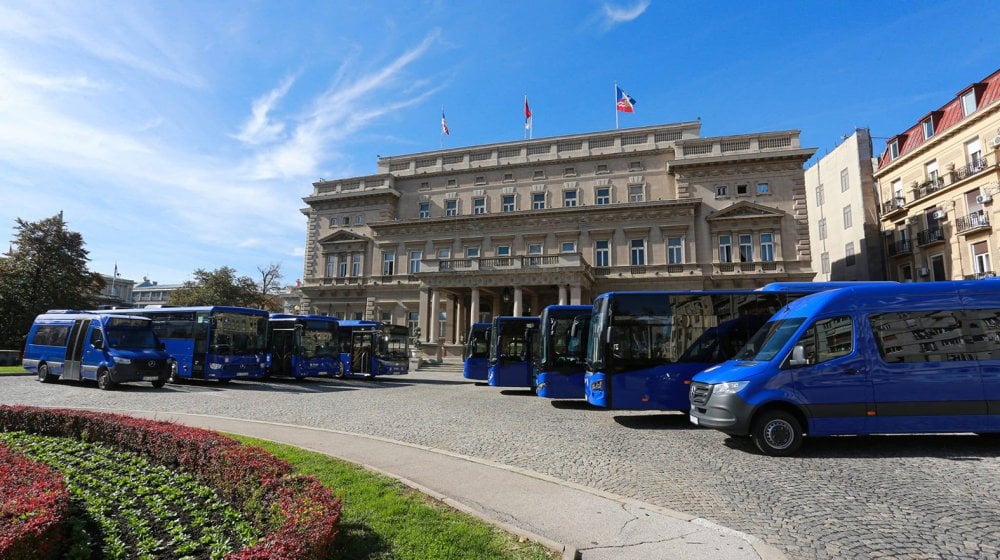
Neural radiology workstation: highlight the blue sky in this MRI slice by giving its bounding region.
[1,1,998,285]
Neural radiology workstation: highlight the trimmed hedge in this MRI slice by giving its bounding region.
[0,405,341,559]
[0,442,71,560]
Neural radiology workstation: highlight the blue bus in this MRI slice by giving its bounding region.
[103,306,268,382]
[487,316,540,387]
[583,283,880,411]
[690,279,1000,456]
[23,312,172,390]
[266,314,343,379]
[338,320,409,377]
[533,305,592,399]
[463,322,491,380]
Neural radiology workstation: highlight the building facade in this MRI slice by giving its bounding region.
[805,128,885,281]
[875,68,1000,282]
[300,122,816,357]
[95,274,135,308]
[132,277,182,307]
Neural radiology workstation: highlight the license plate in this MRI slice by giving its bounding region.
[237,372,249,377]
[142,376,159,381]
[690,415,700,426]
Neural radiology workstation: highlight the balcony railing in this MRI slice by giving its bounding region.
[916,228,945,246]
[914,178,945,199]
[420,253,587,273]
[711,260,788,274]
[956,211,990,234]
[964,271,996,280]
[886,239,913,257]
[951,155,992,183]
[881,196,906,215]
[903,154,994,204]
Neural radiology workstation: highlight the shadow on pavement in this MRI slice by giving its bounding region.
[614,413,696,430]
[723,433,1000,459]
[375,377,471,386]
[549,400,598,411]
[499,389,536,397]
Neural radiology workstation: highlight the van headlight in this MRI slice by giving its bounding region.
[113,357,132,365]
[713,380,749,395]
[590,378,604,392]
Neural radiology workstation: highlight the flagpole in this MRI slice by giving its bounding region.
[440,106,444,149]
[614,82,619,130]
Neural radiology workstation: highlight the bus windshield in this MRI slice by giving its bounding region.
[378,326,408,360]
[735,318,805,362]
[106,327,159,350]
[466,327,490,359]
[300,320,339,358]
[587,298,608,370]
[543,315,588,367]
[211,312,267,356]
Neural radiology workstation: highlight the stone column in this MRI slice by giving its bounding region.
[570,285,582,305]
[418,287,430,342]
[558,285,567,305]
[454,294,464,343]
[429,289,440,342]
[513,286,523,317]
[471,287,481,325]
[531,292,539,316]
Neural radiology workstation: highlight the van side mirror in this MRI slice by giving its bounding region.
[93,340,104,350]
[788,345,809,366]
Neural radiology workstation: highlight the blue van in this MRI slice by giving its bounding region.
[689,280,1000,456]
[23,312,172,390]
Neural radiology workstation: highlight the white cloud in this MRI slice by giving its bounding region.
[234,74,297,145]
[600,0,651,28]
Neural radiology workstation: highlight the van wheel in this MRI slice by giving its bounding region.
[97,368,115,391]
[37,363,54,383]
[751,410,803,456]
[151,380,166,389]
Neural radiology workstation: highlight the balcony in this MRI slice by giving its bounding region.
[420,253,588,273]
[886,239,913,257]
[711,261,789,275]
[950,155,992,183]
[913,178,945,200]
[881,196,906,216]
[956,211,990,234]
[916,228,945,247]
[963,271,996,280]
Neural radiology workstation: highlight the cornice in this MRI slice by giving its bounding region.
[668,148,816,169]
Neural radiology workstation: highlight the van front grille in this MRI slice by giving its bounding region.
[689,382,713,407]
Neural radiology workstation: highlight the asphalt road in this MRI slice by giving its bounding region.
[4,364,1000,559]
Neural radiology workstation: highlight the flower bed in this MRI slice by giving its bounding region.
[0,405,341,560]
[0,442,71,560]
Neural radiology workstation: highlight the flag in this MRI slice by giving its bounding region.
[616,86,636,113]
[441,111,450,135]
[114,262,119,277]
[524,96,532,125]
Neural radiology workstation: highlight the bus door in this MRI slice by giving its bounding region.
[62,319,90,381]
[351,330,374,375]
[270,327,296,376]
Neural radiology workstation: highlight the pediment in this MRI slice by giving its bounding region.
[706,201,784,221]
[317,230,370,244]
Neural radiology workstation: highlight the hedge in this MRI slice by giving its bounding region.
[0,442,71,560]
[0,405,341,559]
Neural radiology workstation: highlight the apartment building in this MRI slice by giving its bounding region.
[299,122,816,358]
[805,128,885,281]
[875,68,1000,282]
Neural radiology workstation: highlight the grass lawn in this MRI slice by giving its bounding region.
[0,365,28,375]
[230,435,559,560]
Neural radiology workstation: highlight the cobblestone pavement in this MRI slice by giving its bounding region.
[4,364,1000,559]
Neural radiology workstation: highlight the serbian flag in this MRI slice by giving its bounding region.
[441,111,450,135]
[616,86,636,113]
[524,96,532,124]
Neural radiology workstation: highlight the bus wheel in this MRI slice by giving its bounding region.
[37,363,54,383]
[151,380,166,389]
[751,410,803,456]
[97,368,116,391]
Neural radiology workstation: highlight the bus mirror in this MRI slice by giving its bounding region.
[93,339,104,350]
[789,345,808,366]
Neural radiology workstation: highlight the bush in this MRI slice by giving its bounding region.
[0,443,71,560]
[0,405,341,560]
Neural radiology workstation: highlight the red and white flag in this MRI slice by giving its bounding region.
[441,110,450,135]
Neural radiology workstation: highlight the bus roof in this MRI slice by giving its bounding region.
[541,304,592,317]
[35,312,151,323]
[756,281,899,293]
[269,313,339,321]
[103,306,269,316]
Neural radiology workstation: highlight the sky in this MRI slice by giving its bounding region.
[1,1,998,286]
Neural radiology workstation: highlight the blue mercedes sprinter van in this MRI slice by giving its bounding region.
[23,312,172,390]
[689,280,1000,455]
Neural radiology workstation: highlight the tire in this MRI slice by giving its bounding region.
[750,410,803,456]
[97,368,115,391]
[217,378,231,385]
[37,363,54,383]
[151,380,166,389]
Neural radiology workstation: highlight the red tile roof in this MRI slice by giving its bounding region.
[877,67,1000,170]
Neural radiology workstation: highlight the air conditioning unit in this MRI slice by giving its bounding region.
[918,267,930,277]
[931,210,945,220]
[991,135,1000,148]
[976,194,992,204]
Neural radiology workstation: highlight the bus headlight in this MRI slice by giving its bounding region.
[713,381,749,395]
[113,357,132,365]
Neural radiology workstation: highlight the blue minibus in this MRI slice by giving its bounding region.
[689,280,1000,456]
[337,320,409,377]
[487,316,540,387]
[266,314,343,379]
[463,322,491,380]
[103,306,268,382]
[23,312,172,390]
[533,305,592,399]
[584,283,882,411]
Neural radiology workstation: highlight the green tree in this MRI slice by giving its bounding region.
[0,214,104,348]
[168,266,263,308]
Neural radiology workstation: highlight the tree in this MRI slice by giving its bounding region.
[256,263,283,311]
[0,214,104,348]
[167,267,261,308]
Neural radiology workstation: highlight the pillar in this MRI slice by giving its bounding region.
[429,289,440,341]
[471,287,481,326]
[513,286,523,317]
[558,285,567,305]
[454,294,464,343]
[418,287,430,342]
[570,285,582,305]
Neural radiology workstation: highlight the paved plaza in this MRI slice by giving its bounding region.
[4,364,1000,559]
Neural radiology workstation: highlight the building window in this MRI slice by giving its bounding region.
[845,242,856,267]
[436,247,451,259]
[564,167,576,177]
[843,205,853,229]
[816,184,824,206]
[889,140,899,160]
[563,190,578,207]
[356,214,364,225]
[329,217,338,227]
[382,252,395,276]
[757,182,770,194]
[596,187,610,205]
[351,254,361,277]
[502,194,515,212]
[818,218,827,241]
[596,164,608,174]
[474,176,486,185]
[922,118,934,139]
[716,185,728,197]
[532,192,546,210]
[628,185,644,202]
[447,179,456,186]
[533,170,545,179]
[736,184,748,195]
[666,237,683,264]
[926,160,939,183]
[419,202,430,219]
[840,168,849,192]
[973,241,991,275]
[338,256,348,278]
[739,234,753,262]
[503,173,514,182]
[892,179,903,199]
[465,247,480,258]
[719,235,732,263]
[438,311,447,339]
[760,233,775,262]
[899,264,912,282]
[594,240,610,267]
[821,252,830,274]
[409,251,421,274]
[561,241,576,253]
[408,311,419,335]
[343,215,351,226]
[967,138,983,169]
[528,244,543,255]
[325,255,336,277]
[473,197,486,214]
[496,245,511,257]
[446,199,458,216]
[630,239,646,266]
[629,161,642,171]
[381,311,392,322]
[961,90,977,116]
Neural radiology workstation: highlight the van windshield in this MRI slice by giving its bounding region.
[106,328,159,350]
[735,318,805,362]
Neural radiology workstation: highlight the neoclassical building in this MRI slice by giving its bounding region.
[300,122,816,357]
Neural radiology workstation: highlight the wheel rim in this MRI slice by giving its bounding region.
[38,365,47,381]
[763,418,795,450]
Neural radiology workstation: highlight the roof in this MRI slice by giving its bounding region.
[877,67,1000,169]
